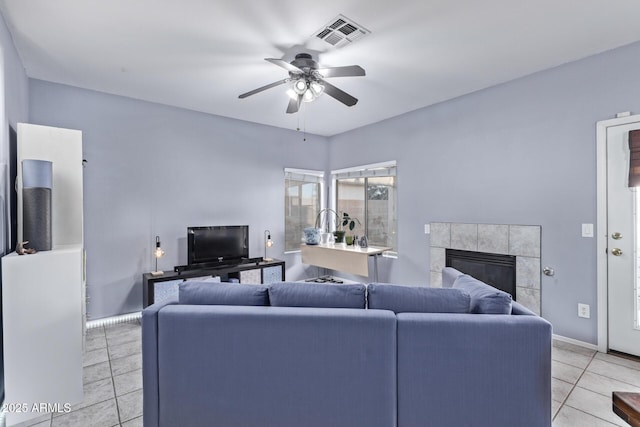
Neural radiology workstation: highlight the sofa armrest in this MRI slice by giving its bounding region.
[141,296,179,427]
[397,313,552,427]
[512,301,537,316]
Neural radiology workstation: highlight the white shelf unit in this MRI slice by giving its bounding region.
[2,124,84,426]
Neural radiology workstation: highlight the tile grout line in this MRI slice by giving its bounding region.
[82,329,111,388]
[552,350,597,422]
[553,350,627,426]
[596,353,640,374]
[58,325,120,426]
[561,407,621,426]
[582,351,640,391]
[112,320,143,426]
[105,326,123,426]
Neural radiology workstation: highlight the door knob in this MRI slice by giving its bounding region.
[612,248,623,256]
[612,232,622,240]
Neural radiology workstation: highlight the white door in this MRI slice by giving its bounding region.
[607,123,640,356]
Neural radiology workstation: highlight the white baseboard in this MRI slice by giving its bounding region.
[553,333,599,351]
[86,311,142,329]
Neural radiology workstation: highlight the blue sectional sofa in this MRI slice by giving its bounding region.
[142,268,552,427]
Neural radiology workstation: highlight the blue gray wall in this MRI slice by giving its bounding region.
[29,80,328,319]
[329,40,640,344]
[0,14,28,139]
[26,37,640,342]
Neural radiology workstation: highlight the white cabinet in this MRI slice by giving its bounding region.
[2,246,83,425]
[2,123,84,426]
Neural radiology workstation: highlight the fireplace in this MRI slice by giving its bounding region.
[446,249,516,300]
[429,222,541,315]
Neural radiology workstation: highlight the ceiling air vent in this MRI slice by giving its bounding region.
[314,14,370,49]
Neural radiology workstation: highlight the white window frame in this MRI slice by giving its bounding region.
[284,168,325,254]
[331,161,397,257]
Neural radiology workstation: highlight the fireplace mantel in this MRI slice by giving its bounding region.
[429,222,541,315]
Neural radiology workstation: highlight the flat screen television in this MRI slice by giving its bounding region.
[187,225,249,265]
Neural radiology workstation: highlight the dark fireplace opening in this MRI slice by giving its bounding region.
[446,249,516,300]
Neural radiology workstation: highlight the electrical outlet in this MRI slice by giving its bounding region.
[578,303,590,319]
[424,224,430,234]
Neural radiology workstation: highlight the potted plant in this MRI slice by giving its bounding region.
[314,209,360,243]
[341,212,361,245]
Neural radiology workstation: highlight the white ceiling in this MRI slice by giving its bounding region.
[2,0,640,136]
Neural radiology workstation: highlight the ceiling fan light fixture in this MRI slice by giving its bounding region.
[309,81,324,96]
[293,79,307,95]
[302,88,316,103]
[286,88,298,100]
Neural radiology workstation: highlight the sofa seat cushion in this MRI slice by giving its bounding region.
[268,282,366,308]
[178,282,269,306]
[452,274,512,314]
[368,283,470,313]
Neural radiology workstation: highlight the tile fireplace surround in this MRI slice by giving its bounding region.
[429,223,541,315]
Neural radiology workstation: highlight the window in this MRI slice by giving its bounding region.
[333,162,397,254]
[284,169,324,252]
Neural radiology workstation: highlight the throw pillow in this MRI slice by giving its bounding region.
[367,283,470,313]
[178,282,269,306]
[452,274,512,314]
[268,282,366,308]
[441,267,464,288]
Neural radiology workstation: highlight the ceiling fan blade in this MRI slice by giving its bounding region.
[286,95,303,114]
[319,79,358,107]
[265,58,303,74]
[317,65,366,78]
[238,78,289,99]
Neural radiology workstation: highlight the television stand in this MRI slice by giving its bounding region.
[174,257,265,273]
[143,258,285,307]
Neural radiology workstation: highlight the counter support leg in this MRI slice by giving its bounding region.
[373,254,379,283]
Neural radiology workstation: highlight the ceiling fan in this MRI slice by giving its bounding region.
[238,53,365,114]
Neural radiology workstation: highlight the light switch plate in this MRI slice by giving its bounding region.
[424,224,430,234]
[582,223,594,238]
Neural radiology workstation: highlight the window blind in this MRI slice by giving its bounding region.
[630,131,640,187]
[284,168,324,183]
[331,161,396,180]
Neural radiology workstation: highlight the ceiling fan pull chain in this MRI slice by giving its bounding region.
[303,104,307,142]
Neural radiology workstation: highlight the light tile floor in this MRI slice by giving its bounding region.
[3,322,639,426]
[5,321,143,427]
[552,340,640,426]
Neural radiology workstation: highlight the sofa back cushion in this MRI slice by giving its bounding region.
[452,274,512,314]
[178,282,269,306]
[367,283,470,313]
[154,305,397,427]
[268,282,366,308]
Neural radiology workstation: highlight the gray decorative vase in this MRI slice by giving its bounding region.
[22,159,53,251]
